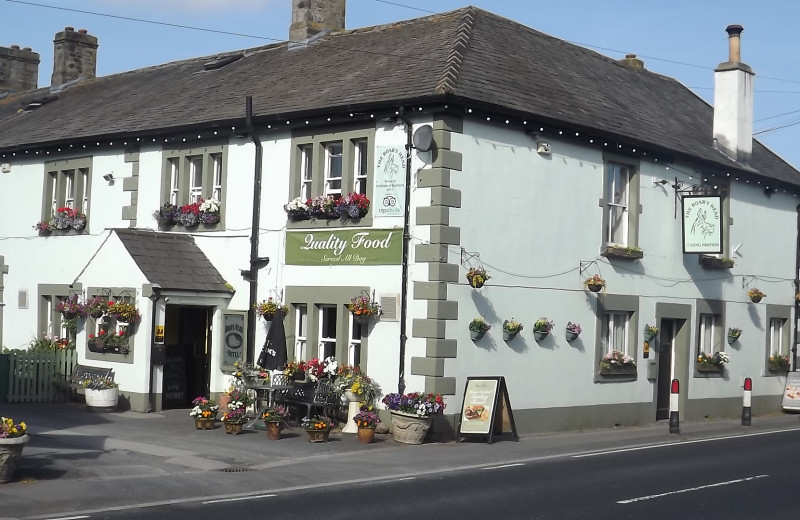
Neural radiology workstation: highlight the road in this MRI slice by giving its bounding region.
[37,428,800,520]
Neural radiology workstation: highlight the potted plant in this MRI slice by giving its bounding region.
[469,317,491,340]
[565,322,582,342]
[284,360,308,381]
[728,327,742,345]
[382,391,445,445]
[0,416,28,484]
[176,202,200,227]
[584,274,606,293]
[305,356,339,382]
[697,351,730,373]
[466,267,490,288]
[533,318,554,341]
[644,324,659,342]
[302,416,336,443]
[747,288,766,303]
[335,193,371,219]
[221,407,248,435]
[34,220,52,235]
[55,294,86,320]
[768,352,790,373]
[334,366,379,406]
[599,350,637,375]
[107,301,141,324]
[353,407,380,444]
[85,296,110,319]
[153,202,178,227]
[83,377,119,412]
[261,404,290,440]
[284,197,311,221]
[254,297,288,321]
[502,318,523,341]
[348,295,381,324]
[198,197,221,225]
[189,396,219,430]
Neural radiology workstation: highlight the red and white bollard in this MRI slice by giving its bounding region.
[669,379,680,434]
[742,377,752,426]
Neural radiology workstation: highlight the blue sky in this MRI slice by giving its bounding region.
[4,0,800,169]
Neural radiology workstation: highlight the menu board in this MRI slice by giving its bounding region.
[458,376,518,443]
[162,354,187,407]
[782,372,800,411]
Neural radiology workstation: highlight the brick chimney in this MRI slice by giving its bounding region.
[51,27,98,88]
[712,24,754,165]
[289,0,346,43]
[0,44,40,92]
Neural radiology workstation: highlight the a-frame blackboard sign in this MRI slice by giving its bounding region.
[458,376,518,443]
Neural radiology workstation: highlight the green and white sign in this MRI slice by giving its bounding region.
[374,145,406,218]
[286,229,402,265]
[682,195,723,254]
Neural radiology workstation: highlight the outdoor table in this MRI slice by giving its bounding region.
[244,381,294,430]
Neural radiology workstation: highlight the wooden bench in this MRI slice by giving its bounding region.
[68,364,114,398]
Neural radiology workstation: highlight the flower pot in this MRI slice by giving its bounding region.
[727,335,739,345]
[0,435,29,484]
[644,331,657,342]
[292,371,306,382]
[587,283,602,293]
[343,390,360,402]
[62,310,80,320]
[768,364,789,374]
[502,330,518,341]
[469,330,486,341]
[85,387,118,412]
[265,421,283,440]
[224,422,244,435]
[306,429,331,443]
[533,331,549,342]
[87,337,106,353]
[750,296,763,303]
[357,427,376,444]
[194,417,217,430]
[565,331,579,342]
[466,275,485,289]
[389,411,432,445]
[88,309,105,319]
[353,313,371,325]
[696,363,723,373]
[599,365,637,376]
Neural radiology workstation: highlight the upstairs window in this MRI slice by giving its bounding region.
[354,139,368,195]
[161,144,227,229]
[42,157,91,224]
[601,157,640,249]
[324,142,343,196]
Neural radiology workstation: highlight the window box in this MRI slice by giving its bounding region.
[699,255,734,270]
[601,245,643,260]
[696,363,724,374]
[767,364,789,374]
[599,365,637,376]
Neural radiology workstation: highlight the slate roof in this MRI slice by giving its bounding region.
[114,229,230,293]
[0,7,797,186]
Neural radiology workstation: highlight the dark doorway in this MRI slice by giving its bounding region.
[656,319,675,420]
[161,305,213,410]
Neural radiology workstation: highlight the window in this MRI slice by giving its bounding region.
[698,313,722,355]
[769,318,786,356]
[37,284,81,349]
[764,305,791,373]
[42,157,91,221]
[295,305,308,361]
[319,304,337,359]
[348,314,364,366]
[289,126,375,228]
[161,144,227,226]
[601,157,640,248]
[602,312,630,355]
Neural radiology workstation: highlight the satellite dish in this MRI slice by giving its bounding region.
[412,125,434,152]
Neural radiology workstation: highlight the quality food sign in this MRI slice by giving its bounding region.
[285,228,402,265]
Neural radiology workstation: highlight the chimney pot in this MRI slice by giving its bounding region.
[10,45,19,49]
[78,29,88,34]
[625,53,636,59]
[65,26,74,31]
[22,47,31,51]
[725,24,744,62]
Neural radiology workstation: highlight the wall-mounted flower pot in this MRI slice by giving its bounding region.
[502,330,518,341]
[565,331,579,342]
[768,364,789,374]
[644,331,657,342]
[533,331,549,342]
[470,330,486,341]
[727,334,740,345]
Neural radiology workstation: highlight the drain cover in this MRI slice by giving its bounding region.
[219,466,251,473]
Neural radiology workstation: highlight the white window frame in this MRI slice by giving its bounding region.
[354,139,368,195]
[189,156,204,203]
[606,163,630,246]
[301,145,313,201]
[769,318,786,356]
[294,305,308,361]
[348,313,363,366]
[602,312,630,355]
[324,142,343,196]
[64,171,75,209]
[211,153,223,201]
[698,314,718,355]
[169,159,180,205]
[318,304,337,360]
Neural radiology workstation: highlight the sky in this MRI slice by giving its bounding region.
[3,0,800,169]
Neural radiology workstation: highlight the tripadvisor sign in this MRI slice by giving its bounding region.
[285,229,402,265]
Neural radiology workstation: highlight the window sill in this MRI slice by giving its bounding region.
[287,214,373,229]
[767,366,789,375]
[601,246,643,260]
[158,222,221,232]
[699,255,734,270]
[37,227,87,237]
[596,366,637,381]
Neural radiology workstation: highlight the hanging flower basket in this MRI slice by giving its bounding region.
[466,267,490,289]
[728,327,742,345]
[747,288,765,303]
[584,274,606,293]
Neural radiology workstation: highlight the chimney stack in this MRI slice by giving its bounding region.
[51,26,98,88]
[289,0,346,43]
[618,53,645,70]
[712,24,754,165]
[0,44,40,93]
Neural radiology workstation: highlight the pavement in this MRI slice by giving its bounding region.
[2,402,800,519]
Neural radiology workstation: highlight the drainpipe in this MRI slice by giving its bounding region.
[245,96,264,364]
[146,284,162,413]
[396,106,413,395]
[794,204,800,371]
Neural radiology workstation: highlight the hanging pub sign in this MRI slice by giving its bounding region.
[285,228,402,265]
[682,195,723,254]
[374,145,407,218]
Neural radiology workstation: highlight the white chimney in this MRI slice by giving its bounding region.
[712,24,754,165]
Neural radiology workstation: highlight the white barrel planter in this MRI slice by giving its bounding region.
[85,387,119,412]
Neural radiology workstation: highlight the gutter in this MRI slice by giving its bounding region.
[396,106,413,395]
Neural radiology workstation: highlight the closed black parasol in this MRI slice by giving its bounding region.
[257,312,288,370]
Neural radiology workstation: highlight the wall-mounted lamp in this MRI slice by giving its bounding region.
[536,141,551,155]
[1,163,10,173]
[653,179,670,186]
[103,173,114,182]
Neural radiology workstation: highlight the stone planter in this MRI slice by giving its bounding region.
[223,422,245,435]
[265,421,283,440]
[194,417,217,430]
[0,435,29,484]
[306,429,331,443]
[357,427,376,444]
[85,387,118,412]
[389,411,433,445]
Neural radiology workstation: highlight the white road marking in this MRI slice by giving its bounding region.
[203,494,276,504]
[48,517,90,520]
[573,427,800,458]
[617,475,769,504]
[482,463,524,470]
